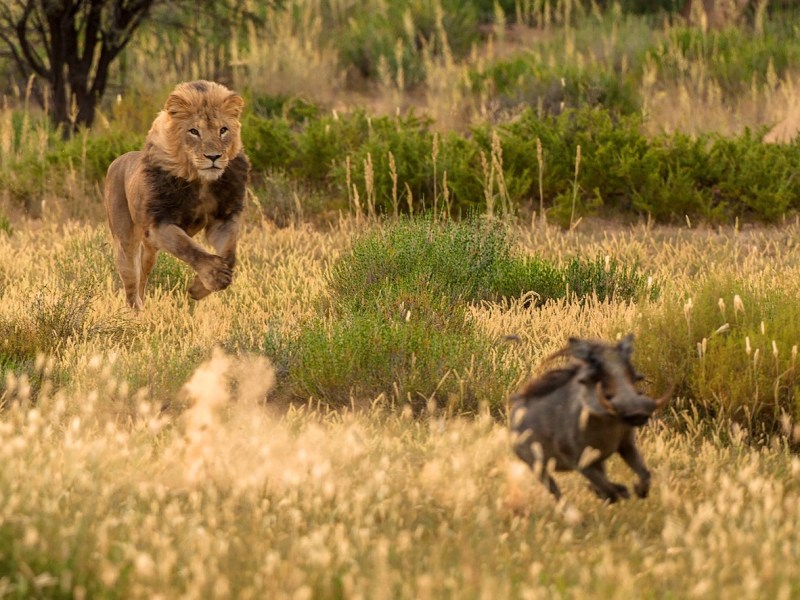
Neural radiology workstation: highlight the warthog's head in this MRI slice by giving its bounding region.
[567,334,669,427]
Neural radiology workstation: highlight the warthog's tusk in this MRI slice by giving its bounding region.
[595,382,618,416]
[653,383,674,411]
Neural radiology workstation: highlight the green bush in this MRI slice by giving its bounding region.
[241,113,297,175]
[653,22,800,96]
[47,128,142,181]
[290,290,509,412]
[471,57,641,117]
[13,95,800,226]
[284,217,656,411]
[330,217,656,308]
[327,0,484,88]
[0,280,131,400]
[637,276,800,437]
[487,107,800,225]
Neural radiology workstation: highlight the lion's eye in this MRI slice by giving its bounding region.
[220,126,228,135]
[188,128,200,137]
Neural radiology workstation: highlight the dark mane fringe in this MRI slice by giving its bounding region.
[517,365,580,401]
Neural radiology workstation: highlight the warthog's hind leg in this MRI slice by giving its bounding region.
[514,439,562,501]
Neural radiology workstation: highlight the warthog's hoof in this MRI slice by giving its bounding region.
[588,484,628,503]
[634,480,650,498]
[612,483,630,500]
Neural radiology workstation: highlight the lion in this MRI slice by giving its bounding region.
[104,80,250,309]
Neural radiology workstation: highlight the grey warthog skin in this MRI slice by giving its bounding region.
[509,334,669,503]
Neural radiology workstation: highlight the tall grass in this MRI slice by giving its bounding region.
[0,346,799,598]
[0,212,800,595]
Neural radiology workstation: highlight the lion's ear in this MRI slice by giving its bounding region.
[164,93,192,118]
[222,93,244,119]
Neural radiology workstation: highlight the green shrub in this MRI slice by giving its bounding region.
[330,217,656,308]
[241,113,297,175]
[471,57,641,117]
[654,22,800,96]
[46,128,142,181]
[290,290,510,412]
[328,0,482,87]
[0,280,131,400]
[286,217,657,411]
[637,276,800,436]
[0,213,12,236]
[488,107,800,225]
[563,255,660,303]
[329,218,548,309]
[148,253,191,295]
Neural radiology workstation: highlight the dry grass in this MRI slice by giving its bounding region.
[1,217,800,596]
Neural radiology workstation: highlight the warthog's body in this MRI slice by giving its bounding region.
[510,335,668,503]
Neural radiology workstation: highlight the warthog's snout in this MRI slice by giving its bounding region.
[509,334,670,503]
[605,392,669,427]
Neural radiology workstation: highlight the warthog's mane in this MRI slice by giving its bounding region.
[517,364,581,401]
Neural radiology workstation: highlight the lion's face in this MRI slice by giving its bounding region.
[179,113,239,181]
[146,80,244,182]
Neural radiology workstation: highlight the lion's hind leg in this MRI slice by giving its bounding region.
[105,156,145,309]
[110,237,144,309]
[138,243,158,303]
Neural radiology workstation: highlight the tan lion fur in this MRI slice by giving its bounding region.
[104,80,250,309]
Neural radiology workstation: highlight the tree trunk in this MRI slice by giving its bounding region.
[0,0,156,136]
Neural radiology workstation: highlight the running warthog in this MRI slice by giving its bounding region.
[509,334,669,503]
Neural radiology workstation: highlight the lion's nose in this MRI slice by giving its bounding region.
[205,153,222,162]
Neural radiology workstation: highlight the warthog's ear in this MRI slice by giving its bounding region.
[569,338,602,384]
[617,333,635,360]
[567,337,593,362]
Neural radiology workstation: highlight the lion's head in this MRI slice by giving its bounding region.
[145,80,244,182]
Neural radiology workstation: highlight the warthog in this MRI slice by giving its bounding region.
[509,334,669,503]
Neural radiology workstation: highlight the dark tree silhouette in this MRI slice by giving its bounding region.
[0,0,156,134]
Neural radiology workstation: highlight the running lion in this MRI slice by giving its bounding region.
[104,80,250,309]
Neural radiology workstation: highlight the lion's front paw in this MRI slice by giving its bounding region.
[197,255,233,292]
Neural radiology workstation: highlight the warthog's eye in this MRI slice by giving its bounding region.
[220,126,228,136]
[188,128,200,137]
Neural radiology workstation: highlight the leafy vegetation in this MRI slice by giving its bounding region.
[638,274,800,435]
[284,218,656,410]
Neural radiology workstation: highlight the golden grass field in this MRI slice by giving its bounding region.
[1,214,799,598]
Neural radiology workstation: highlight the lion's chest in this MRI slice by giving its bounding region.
[142,155,248,235]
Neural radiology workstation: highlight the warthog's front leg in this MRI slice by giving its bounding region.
[145,223,232,299]
[188,217,240,301]
[580,463,629,503]
[618,432,651,498]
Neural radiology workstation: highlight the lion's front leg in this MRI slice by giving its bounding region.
[188,217,240,301]
[145,223,233,300]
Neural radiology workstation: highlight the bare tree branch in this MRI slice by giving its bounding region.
[15,1,50,78]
